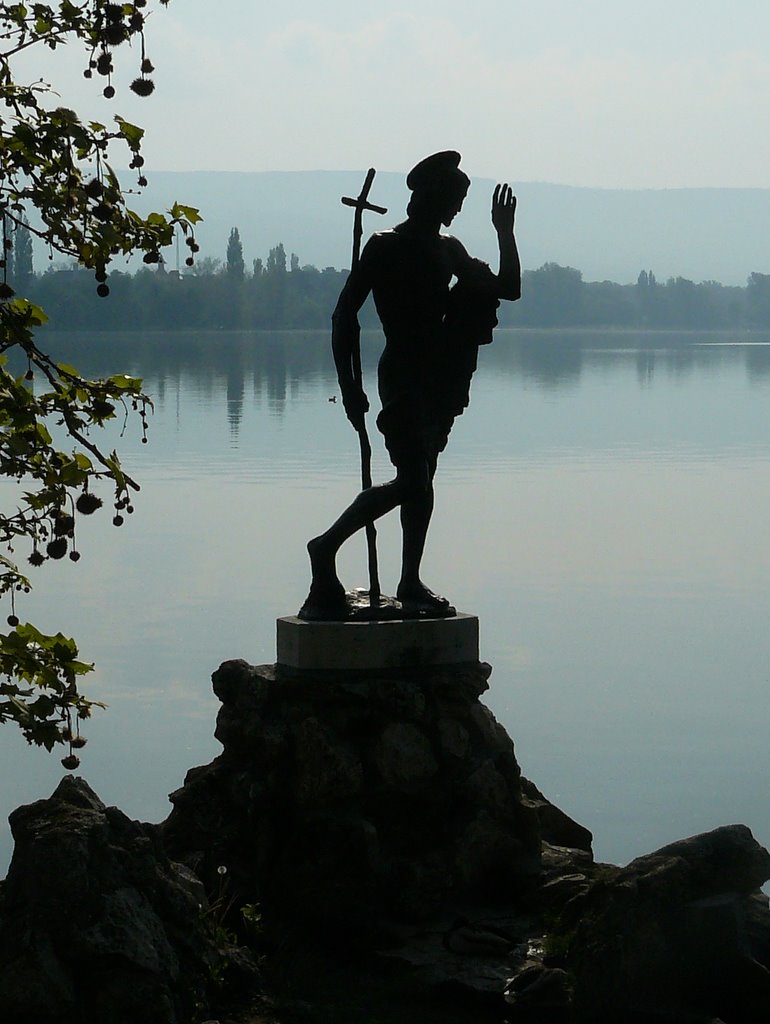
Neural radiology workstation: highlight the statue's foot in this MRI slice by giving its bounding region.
[396,581,456,618]
[298,537,347,620]
[298,580,348,621]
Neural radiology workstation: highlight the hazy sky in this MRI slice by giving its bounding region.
[23,1,770,188]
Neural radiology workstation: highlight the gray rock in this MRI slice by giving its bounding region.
[0,776,239,1024]
[294,716,363,805]
[437,716,471,759]
[461,760,515,815]
[564,824,770,1024]
[372,721,438,789]
[520,777,593,853]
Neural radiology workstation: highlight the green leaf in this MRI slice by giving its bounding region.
[115,117,145,149]
[55,363,80,378]
[170,203,203,225]
[108,374,142,392]
[34,422,52,445]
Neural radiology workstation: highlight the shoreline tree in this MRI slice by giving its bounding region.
[226,226,244,279]
[0,2,200,764]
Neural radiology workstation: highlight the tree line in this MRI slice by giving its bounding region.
[13,223,770,331]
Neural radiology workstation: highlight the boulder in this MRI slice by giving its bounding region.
[562,824,770,1023]
[0,776,251,1024]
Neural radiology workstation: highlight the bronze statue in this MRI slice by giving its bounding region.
[300,151,520,621]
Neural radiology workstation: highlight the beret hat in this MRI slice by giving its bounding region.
[406,150,466,191]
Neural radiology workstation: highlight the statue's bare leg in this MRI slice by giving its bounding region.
[300,478,403,618]
[395,458,454,615]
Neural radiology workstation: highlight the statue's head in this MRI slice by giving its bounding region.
[406,151,470,226]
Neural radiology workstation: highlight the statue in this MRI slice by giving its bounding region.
[299,151,520,621]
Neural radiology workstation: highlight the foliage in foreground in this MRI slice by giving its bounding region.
[0,2,200,760]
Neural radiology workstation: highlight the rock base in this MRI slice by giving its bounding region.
[162,659,575,937]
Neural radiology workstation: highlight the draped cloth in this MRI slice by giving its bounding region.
[374,249,500,466]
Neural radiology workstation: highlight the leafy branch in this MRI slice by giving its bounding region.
[0,1,201,764]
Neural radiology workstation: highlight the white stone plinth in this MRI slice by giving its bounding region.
[276,613,479,671]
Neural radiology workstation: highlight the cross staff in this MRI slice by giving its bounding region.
[342,168,387,269]
[340,168,387,607]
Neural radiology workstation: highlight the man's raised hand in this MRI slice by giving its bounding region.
[492,183,517,236]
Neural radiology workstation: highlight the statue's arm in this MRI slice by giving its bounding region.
[491,183,521,301]
[331,243,376,426]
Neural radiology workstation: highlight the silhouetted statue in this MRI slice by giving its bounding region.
[300,151,520,620]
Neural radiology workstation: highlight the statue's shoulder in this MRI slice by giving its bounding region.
[440,232,467,252]
[364,228,401,251]
[359,229,404,271]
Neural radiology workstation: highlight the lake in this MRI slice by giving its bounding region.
[2,327,770,874]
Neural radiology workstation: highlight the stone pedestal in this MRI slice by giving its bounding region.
[276,612,479,671]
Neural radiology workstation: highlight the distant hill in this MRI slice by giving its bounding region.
[70,171,770,286]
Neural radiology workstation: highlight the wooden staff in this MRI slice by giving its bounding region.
[340,169,387,607]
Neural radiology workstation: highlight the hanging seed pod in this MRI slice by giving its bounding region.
[46,537,68,559]
[130,77,155,97]
[76,492,102,514]
[53,514,75,537]
[103,22,128,46]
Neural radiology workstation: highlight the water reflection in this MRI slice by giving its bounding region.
[745,343,770,378]
[39,326,770,421]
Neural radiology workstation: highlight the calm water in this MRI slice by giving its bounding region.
[2,328,770,873]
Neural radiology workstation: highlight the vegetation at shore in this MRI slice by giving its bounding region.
[21,225,770,331]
